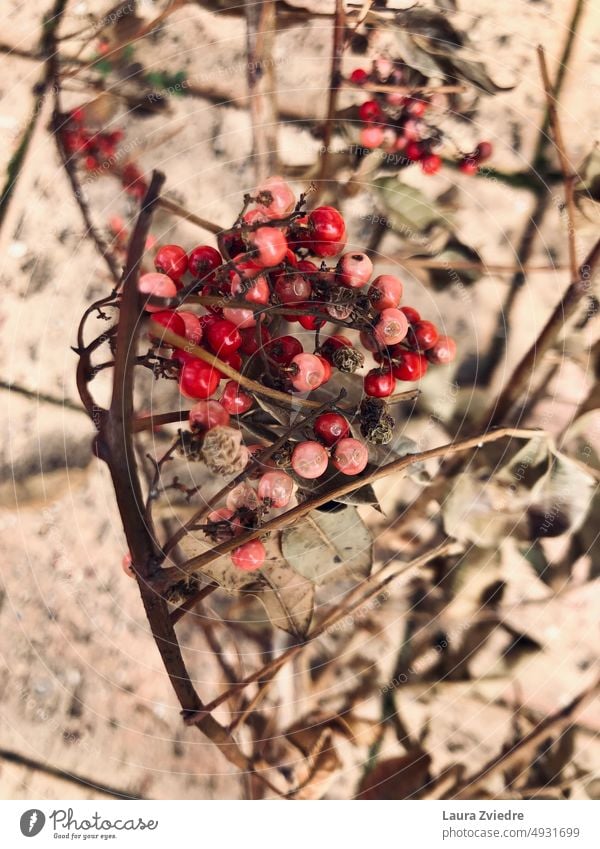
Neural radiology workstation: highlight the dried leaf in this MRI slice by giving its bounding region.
[249,560,315,638]
[357,751,432,799]
[373,177,447,234]
[282,505,373,585]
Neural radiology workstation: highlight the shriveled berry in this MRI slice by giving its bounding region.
[369,275,403,311]
[205,319,242,355]
[364,368,396,398]
[307,206,347,257]
[332,438,369,475]
[320,334,352,364]
[290,353,326,392]
[291,441,329,479]
[427,335,457,364]
[392,352,428,381]
[374,308,409,346]
[221,381,253,414]
[179,360,221,399]
[154,244,188,279]
[231,539,266,571]
[250,226,288,267]
[258,471,294,508]
[189,399,230,430]
[337,252,373,288]
[314,413,350,446]
[226,481,259,511]
[138,272,177,313]
[188,244,222,278]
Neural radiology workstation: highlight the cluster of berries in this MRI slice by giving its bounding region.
[135,177,456,573]
[349,61,492,175]
[60,107,148,199]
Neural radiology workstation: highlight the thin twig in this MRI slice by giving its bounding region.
[316,0,346,194]
[156,197,223,235]
[245,0,279,182]
[155,426,543,592]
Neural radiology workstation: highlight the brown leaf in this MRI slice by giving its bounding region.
[357,751,432,799]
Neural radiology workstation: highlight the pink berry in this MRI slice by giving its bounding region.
[231,539,266,571]
[122,551,135,578]
[374,308,409,346]
[258,471,294,508]
[427,335,457,364]
[207,507,234,523]
[420,153,441,175]
[230,270,270,304]
[178,311,203,345]
[255,176,295,218]
[220,381,253,414]
[189,400,230,430]
[290,353,326,392]
[332,438,369,475]
[291,441,329,479]
[337,252,373,288]
[223,306,256,328]
[368,274,403,311]
[138,272,177,313]
[360,125,385,148]
[250,227,288,267]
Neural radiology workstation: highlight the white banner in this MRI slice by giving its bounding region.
[0,800,597,848]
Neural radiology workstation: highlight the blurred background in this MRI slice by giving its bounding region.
[0,0,599,800]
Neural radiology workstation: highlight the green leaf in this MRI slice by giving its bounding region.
[282,505,373,586]
[373,177,447,234]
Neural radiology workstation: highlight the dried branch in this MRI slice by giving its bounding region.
[245,0,279,182]
[316,0,346,194]
[156,196,223,235]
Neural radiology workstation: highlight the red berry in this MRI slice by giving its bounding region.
[369,275,403,311]
[392,352,428,381]
[337,252,373,288]
[188,245,222,278]
[239,324,271,355]
[315,354,332,383]
[250,226,288,267]
[258,471,294,508]
[307,206,347,258]
[420,153,442,175]
[290,353,326,392]
[220,381,253,414]
[458,157,479,175]
[266,335,303,364]
[179,360,220,399]
[138,272,177,313]
[349,68,369,85]
[231,539,266,571]
[215,350,243,373]
[358,99,383,123]
[154,244,188,279]
[314,413,350,446]
[331,438,369,476]
[374,308,409,346]
[291,441,329,479]
[409,320,439,350]
[405,141,423,162]
[149,310,186,341]
[427,335,457,364]
[400,306,421,324]
[364,368,396,398]
[320,335,352,363]
[205,319,242,355]
[359,330,379,353]
[298,311,325,331]
[189,400,230,430]
[475,141,493,161]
